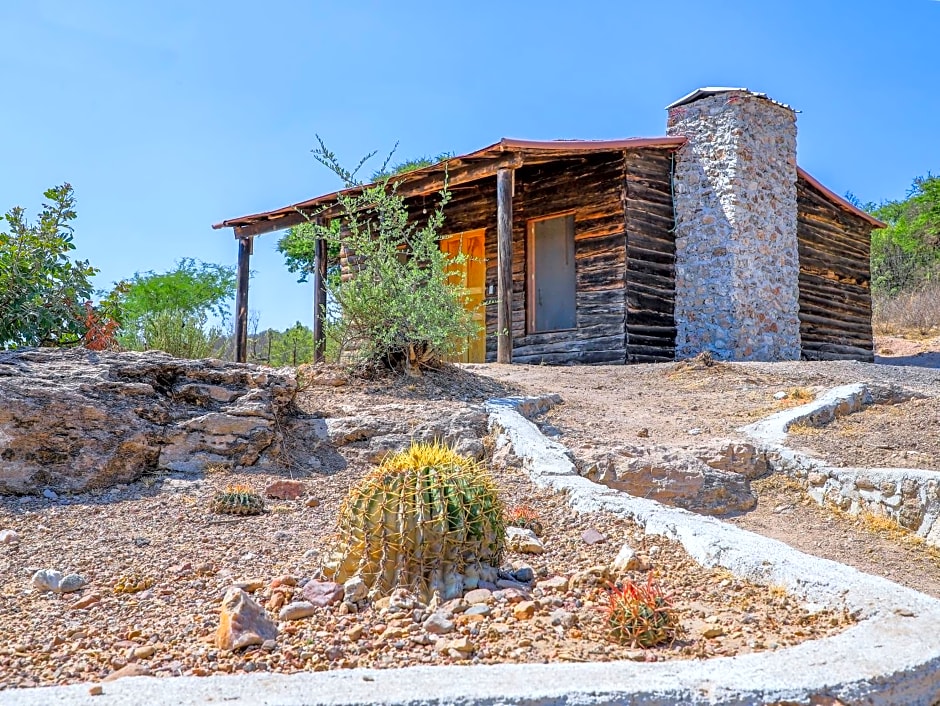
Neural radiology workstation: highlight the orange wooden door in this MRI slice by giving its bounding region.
[440,229,487,363]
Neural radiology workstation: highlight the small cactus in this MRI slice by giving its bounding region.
[210,484,264,516]
[606,575,677,648]
[323,441,504,601]
[113,574,154,594]
[506,504,544,537]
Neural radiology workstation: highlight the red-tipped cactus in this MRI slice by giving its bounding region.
[606,575,677,647]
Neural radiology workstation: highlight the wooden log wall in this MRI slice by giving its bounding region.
[796,177,875,362]
[339,150,679,365]
[489,153,629,364]
[623,151,677,362]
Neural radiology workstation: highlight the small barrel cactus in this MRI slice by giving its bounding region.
[607,576,677,648]
[506,504,544,537]
[210,484,264,516]
[323,441,504,601]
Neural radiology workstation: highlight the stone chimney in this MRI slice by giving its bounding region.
[666,88,801,361]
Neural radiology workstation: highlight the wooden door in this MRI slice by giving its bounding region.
[440,229,487,363]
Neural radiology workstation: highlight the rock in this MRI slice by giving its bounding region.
[550,609,577,628]
[0,349,297,493]
[31,569,63,592]
[89,685,104,696]
[611,544,640,573]
[579,444,758,515]
[388,588,419,611]
[536,575,569,593]
[512,601,536,620]
[505,527,545,554]
[464,604,491,617]
[636,428,650,438]
[278,601,317,621]
[703,626,724,639]
[70,593,102,610]
[103,663,152,681]
[57,573,87,593]
[264,480,305,500]
[300,580,344,607]
[435,636,473,654]
[133,645,156,659]
[42,488,59,500]
[463,588,492,605]
[581,528,607,545]
[511,566,535,583]
[495,578,529,591]
[0,529,20,544]
[773,391,787,400]
[216,587,277,651]
[233,579,266,593]
[342,577,368,603]
[346,624,364,641]
[304,497,320,508]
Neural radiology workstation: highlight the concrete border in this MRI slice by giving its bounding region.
[5,395,940,705]
[740,383,940,543]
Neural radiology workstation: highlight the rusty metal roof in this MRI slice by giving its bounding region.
[797,167,886,228]
[213,134,884,235]
[212,137,687,235]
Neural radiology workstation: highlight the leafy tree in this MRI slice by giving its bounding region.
[0,184,98,349]
[868,174,940,294]
[108,259,235,357]
[286,137,475,373]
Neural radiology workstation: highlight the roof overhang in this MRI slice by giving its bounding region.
[213,137,687,238]
[797,167,886,229]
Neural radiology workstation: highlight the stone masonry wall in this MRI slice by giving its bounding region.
[667,91,802,361]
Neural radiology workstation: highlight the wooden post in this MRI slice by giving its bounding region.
[235,237,252,364]
[496,168,514,364]
[313,237,327,363]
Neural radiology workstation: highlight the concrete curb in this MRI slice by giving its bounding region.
[6,394,940,705]
[740,383,940,543]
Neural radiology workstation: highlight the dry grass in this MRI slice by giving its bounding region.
[873,282,940,337]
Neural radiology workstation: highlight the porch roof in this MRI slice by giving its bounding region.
[212,137,688,238]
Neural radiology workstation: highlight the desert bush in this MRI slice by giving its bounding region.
[139,309,225,359]
[282,138,478,374]
[872,280,940,337]
[322,441,504,601]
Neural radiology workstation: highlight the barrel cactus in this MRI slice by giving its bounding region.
[323,441,504,601]
[209,484,264,516]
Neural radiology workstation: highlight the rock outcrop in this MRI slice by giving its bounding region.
[579,440,766,515]
[0,348,296,494]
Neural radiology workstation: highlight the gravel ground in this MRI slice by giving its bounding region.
[0,365,852,690]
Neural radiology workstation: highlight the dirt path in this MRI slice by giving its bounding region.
[473,354,940,600]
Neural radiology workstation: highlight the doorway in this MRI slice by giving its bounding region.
[440,229,487,363]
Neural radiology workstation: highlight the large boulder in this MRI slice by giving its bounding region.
[579,441,763,515]
[0,348,297,494]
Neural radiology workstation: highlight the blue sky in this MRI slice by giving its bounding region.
[1,0,938,331]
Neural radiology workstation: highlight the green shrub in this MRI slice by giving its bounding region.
[285,138,477,374]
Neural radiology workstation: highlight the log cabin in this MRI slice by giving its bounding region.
[214,87,884,366]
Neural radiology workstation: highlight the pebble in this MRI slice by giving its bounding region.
[31,569,63,593]
[70,593,102,611]
[264,479,305,500]
[0,529,19,544]
[512,601,536,620]
[505,527,545,554]
[103,663,152,681]
[58,574,88,593]
[773,391,788,400]
[512,567,535,583]
[89,685,104,696]
[342,577,368,603]
[687,428,703,436]
[495,578,528,591]
[536,575,569,593]
[42,488,59,501]
[611,544,640,573]
[580,528,607,545]
[133,645,156,659]
[346,625,364,641]
[463,588,492,605]
[279,601,317,621]
[463,604,491,617]
[549,608,577,628]
[422,611,454,635]
[216,588,277,651]
[301,580,343,607]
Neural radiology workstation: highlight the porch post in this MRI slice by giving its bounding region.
[496,167,514,364]
[235,236,252,363]
[313,236,328,363]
